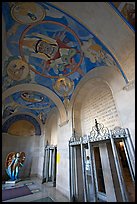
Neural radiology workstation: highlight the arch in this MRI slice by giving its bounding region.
[2,113,41,136]
[51,2,134,83]
[2,84,67,124]
[45,107,59,146]
[67,65,126,134]
[69,65,126,110]
[70,78,122,136]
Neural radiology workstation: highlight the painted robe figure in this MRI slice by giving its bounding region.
[22,33,77,74]
[5,152,25,181]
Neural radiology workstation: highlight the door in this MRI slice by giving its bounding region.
[69,128,135,202]
[42,145,57,186]
[93,146,106,201]
[115,140,135,202]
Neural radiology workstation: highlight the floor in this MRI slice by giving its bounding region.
[2,177,70,202]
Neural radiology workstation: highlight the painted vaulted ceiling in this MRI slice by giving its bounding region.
[2,2,130,133]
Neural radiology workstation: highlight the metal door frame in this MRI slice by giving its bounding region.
[69,121,135,202]
[42,145,57,186]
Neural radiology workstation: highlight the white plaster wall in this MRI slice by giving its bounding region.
[36,134,45,178]
[45,109,58,146]
[73,103,82,136]
[56,119,72,199]
[52,2,135,82]
[50,117,58,145]
[43,108,72,199]
[113,86,135,147]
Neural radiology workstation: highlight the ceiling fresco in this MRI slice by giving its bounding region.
[110,2,135,30]
[2,114,41,135]
[2,2,128,128]
[2,91,55,124]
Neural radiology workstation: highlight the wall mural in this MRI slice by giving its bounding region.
[7,120,36,136]
[2,91,55,124]
[2,2,128,128]
[2,114,41,135]
[111,2,135,30]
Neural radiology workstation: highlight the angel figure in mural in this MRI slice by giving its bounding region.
[81,38,116,66]
[22,33,78,74]
[5,152,25,181]
[38,111,47,124]
[53,74,74,96]
[21,91,44,103]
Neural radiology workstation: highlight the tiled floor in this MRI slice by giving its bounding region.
[2,177,70,202]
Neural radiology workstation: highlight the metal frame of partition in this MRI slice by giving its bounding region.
[42,145,57,187]
[69,121,135,202]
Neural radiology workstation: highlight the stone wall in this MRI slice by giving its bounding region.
[81,80,121,136]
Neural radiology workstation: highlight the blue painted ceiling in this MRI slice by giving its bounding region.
[2,2,127,125]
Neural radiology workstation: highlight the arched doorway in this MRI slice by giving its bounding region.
[69,73,135,202]
[42,108,59,186]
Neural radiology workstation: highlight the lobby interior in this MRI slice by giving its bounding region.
[2,2,135,202]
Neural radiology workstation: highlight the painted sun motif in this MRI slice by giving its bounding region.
[53,75,74,97]
[7,59,29,81]
[19,21,83,78]
[11,2,45,24]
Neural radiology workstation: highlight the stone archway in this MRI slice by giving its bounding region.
[68,65,131,137]
[74,78,121,136]
[2,84,67,125]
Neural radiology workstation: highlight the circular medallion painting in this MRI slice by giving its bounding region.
[11,2,45,24]
[19,21,83,79]
[53,75,74,97]
[7,59,29,81]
